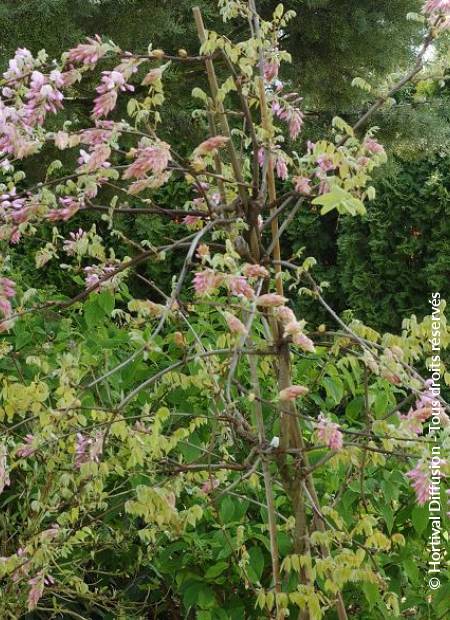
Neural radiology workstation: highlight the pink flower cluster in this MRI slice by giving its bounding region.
[272,100,304,140]
[224,311,247,335]
[193,270,223,296]
[406,462,430,505]
[315,414,343,450]
[423,0,450,15]
[75,431,104,468]
[123,141,171,179]
[0,277,16,319]
[83,263,118,290]
[66,35,107,68]
[242,264,269,279]
[24,70,64,126]
[399,379,449,434]
[47,196,82,222]
[194,135,229,157]
[92,69,134,119]
[3,48,35,84]
[228,275,254,299]
[279,385,309,401]
[263,59,280,83]
[16,434,36,458]
[0,443,10,494]
[27,572,54,611]
[77,144,111,173]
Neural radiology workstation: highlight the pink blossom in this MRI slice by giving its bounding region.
[0,277,15,319]
[424,0,450,14]
[279,385,309,401]
[24,70,64,125]
[63,229,87,255]
[224,311,247,335]
[228,275,254,299]
[276,154,288,180]
[77,144,111,173]
[46,196,82,222]
[263,59,279,83]
[292,331,316,353]
[315,414,343,450]
[294,175,311,195]
[406,462,430,505]
[363,137,385,155]
[75,431,104,468]
[27,572,54,611]
[196,244,210,260]
[92,70,134,118]
[142,68,163,85]
[256,293,287,307]
[283,321,316,352]
[0,443,10,494]
[201,478,220,494]
[275,306,296,324]
[66,35,106,68]
[316,154,335,172]
[257,147,265,167]
[83,264,117,290]
[193,270,222,295]
[194,135,229,156]
[123,142,171,179]
[182,215,202,227]
[3,48,35,84]
[16,434,36,458]
[242,264,269,279]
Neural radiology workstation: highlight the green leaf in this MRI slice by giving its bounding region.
[322,376,344,404]
[411,505,428,536]
[247,546,264,583]
[204,562,228,580]
[97,290,115,315]
[219,496,235,523]
[312,186,366,216]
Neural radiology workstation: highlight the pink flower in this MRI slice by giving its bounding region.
[193,270,222,295]
[123,142,171,179]
[75,431,104,468]
[256,293,287,307]
[315,414,343,450]
[263,59,279,83]
[224,311,247,335]
[424,0,450,15]
[316,154,335,172]
[0,444,10,494]
[292,332,315,353]
[242,264,269,279]
[363,137,385,155]
[228,275,254,299]
[63,229,87,256]
[92,70,134,118]
[283,321,316,352]
[16,435,36,458]
[201,478,220,494]
[182,215,202,227]
[276,154,288,180]
[47,196,82,221]
[279,385,309,401]
[275,306,296,324]
[406,462,430,505]
[77,144,111,173]
[142,68,163,85]
[27,572,54,611]
[0,277,15,319]
[294,175,311,195]
[66,35,106,67]
[194,135,229,156]
[196,244,210,260]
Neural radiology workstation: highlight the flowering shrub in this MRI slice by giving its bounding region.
[0,1,449,618]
